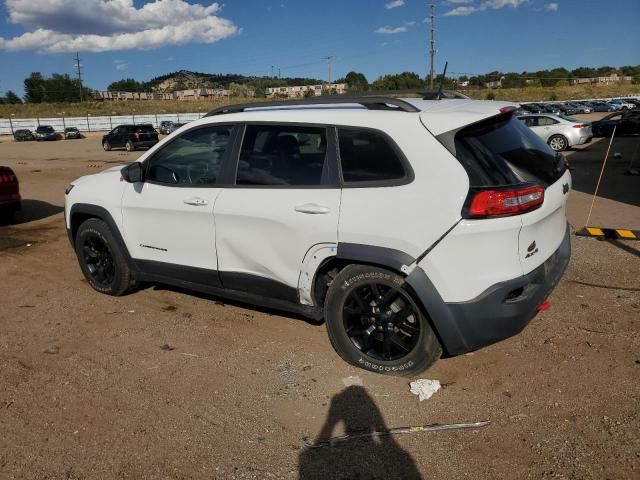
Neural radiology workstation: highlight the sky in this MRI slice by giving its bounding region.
[0,0,639,96]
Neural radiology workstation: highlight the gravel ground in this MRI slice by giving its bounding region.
[0,120,638,479]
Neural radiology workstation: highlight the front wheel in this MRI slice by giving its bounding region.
[103,141,111,151]
[324,265,442,376]
[75,218,131,296]
[548,134,568,152]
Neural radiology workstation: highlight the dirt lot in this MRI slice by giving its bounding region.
[1,118,639,480]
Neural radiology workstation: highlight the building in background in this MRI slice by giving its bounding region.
[266,83,348,98]
[96,88,255,101]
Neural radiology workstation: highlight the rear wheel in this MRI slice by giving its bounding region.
[75,218,131,296]
[548,134,568,152]
[125,140,135,152]
[324,265,442,376]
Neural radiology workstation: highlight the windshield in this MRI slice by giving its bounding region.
[448,114,566,187]
[133,125,156,133]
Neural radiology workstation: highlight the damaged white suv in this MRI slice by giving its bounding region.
[65,94,571,376]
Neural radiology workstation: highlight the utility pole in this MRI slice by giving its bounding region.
[323,56,334,84]
[278,68,281,79]
[429,2,435,89]
[271,65,275,78]
[74,52,84,102]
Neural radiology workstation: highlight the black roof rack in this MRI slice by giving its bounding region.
[204,89,469,117]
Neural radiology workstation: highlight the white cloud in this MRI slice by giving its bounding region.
[447,0,475,3]
[544,2,559,11]
[0,0,238,53]
[444,0,525,16]
[114,60,128,71]
[376,25,409,34]
[385,0,405,9]
[404,20,417,26]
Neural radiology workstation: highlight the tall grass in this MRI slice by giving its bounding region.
[0,84,638,119]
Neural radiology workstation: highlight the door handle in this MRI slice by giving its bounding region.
[184,197,209,206]
[295,203,330,214]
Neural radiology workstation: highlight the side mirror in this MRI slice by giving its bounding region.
[121,162,144,183]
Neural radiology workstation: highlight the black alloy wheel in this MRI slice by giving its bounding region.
[342,282,421,362]
[81,232,116,288]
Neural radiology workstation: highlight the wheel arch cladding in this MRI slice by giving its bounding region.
[334,243,463,353]
[69,203,136,270]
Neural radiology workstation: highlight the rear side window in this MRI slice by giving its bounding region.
[237,125,329,186]
[451,114,566,187]
[338,128,407,184]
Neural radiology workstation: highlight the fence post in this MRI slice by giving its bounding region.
[37,117,40,127]
[154,113,158,128]
[62,116,66,129]
[109,115,112,130]
[9,118,14,135]
[177,113,181,123]
[86,115,91,132]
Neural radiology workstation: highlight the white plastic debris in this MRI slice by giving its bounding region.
[410,379,441,401]
[342,375,363,387]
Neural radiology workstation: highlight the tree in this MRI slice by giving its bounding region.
[3,91,23,104]
[343,71,369,92]
[372,72,425,90]
[107,78,149,92]
[24,72,47,103]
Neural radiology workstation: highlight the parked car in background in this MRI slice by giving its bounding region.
[0,166,21,217]
[609,99,636,110]
[520,103,544,113]
[565,102,591,114]
[159,121,174,135]
[541,104,561,115]
[34,125,58,141]
[585,101,613,112]
[621,98,640,108]
[65,96,571,376]
[591,110,640,137]
[13,129,34,142]
[64,127,82,140]
[102,124,159,152]
[166,122,186,134]
[518,114,592,151]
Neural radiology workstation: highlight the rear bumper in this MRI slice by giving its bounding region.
[133,140,158,148]
[0,196,21,211]
[407,224,571,355]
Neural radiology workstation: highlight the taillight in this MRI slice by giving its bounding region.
[0,169,17,184]
[467,183,545,218]
[572,124,588,128]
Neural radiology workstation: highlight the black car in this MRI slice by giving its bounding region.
[102,124,159,152]
[64,127,82,139]
[521,103,544,113]
[585,101,613,112]
[13,129,34,142]
[591,110,640,137]
[34,125,58,141]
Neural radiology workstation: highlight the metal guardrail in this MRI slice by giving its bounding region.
[0,112,207,135]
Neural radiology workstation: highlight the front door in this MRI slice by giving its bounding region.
[214,123,341,301]
[121,124,235,283]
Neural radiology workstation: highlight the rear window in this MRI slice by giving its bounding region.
[133,125,156,133]
[338,128,408,184]
[450,114,566,187]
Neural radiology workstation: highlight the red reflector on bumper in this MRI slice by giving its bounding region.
[537,300,551,312]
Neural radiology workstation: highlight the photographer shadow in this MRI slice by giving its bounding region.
[298,386,422,480]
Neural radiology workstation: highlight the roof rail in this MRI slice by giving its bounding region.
[205,95,422,117]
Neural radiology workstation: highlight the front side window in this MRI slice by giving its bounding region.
[236,125,328,186]
[146,125,232,186]
[338,128,407,184]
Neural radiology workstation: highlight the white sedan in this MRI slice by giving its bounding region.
[517,114,593,152]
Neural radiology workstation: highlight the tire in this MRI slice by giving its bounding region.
[74,218,131,296]
[103,141,111,151]
[125,141,135,152]
[324,265,442,377]
[548,134,568,152]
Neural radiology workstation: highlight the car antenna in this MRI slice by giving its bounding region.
[436,61,448,100]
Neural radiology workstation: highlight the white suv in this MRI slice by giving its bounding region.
[64,95,571,376]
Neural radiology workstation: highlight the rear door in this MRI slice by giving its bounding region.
[213,123,340,301]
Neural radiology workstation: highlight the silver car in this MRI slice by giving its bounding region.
[517,114,592,152]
